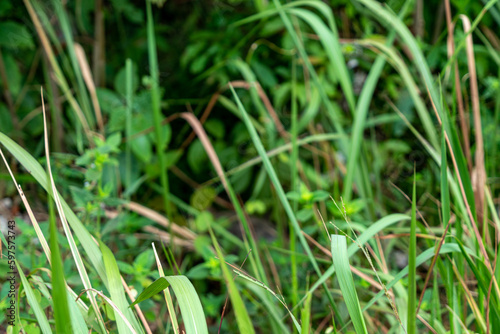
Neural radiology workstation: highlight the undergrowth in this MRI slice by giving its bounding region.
[1,0,500,333]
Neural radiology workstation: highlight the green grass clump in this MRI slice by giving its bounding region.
[1,0,500,333]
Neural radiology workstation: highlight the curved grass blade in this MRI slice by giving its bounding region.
[0,132,108,282]
[330,235,368,334]
[342,0,413,201]
[14,259,53,334]
[131,275,209,334]
[100,241,143,333]
[287,7,355,112]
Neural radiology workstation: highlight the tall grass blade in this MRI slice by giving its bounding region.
[290,57,299,311]
[131,276,208,334]
[300,292,312,334]
[125,58,133,198]
[51,0,94,128]
[146,0,171,219]
[330,235,368,334]
[100,241,143,333]
[407,173,417,334]
[0,132,108,282]
[47,180,72,333]
[342,0,412,201]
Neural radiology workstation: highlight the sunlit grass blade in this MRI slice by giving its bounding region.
[0,133,108,281]
[41,89,108,332]
[330,235,368,334]
[131,275,208,334]
[100,241,143,333]
[153,243,179,334]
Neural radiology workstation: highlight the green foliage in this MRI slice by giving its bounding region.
[1,0,500,332]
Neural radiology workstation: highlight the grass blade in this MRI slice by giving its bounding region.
[100,241,143,333]
[14,259,53,334]
[208,227,255,334]
[342,0,413,201]
[47,180,72,333]
[408,173,417,334]
[230,85,339,313]
[131,275,208,334]
[330,235,368,334]
[146,0,171,221]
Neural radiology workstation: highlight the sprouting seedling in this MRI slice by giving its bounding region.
[328,197,406,334]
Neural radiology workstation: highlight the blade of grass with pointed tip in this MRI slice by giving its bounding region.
[100,241,143,333]
[42,92,108,333]
[330,235,368,334]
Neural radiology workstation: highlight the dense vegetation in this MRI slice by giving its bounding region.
[1,0,500,333]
